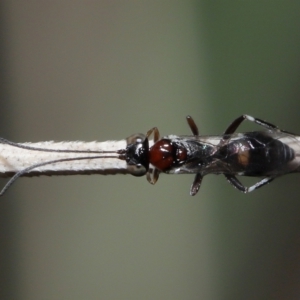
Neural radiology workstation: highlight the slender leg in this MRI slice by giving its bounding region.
[219,115,281,148]
[190,173,203,196]
[224,114,279,135]
[146,167,160,185]
[146,127,160,142]
[225,174,274,193]
[186,116,199,136]
[218,116,247,147]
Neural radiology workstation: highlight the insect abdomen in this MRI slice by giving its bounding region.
[220,132,295,176]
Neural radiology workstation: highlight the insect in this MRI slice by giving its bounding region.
[144,115,300,195]
[0,115,299,196]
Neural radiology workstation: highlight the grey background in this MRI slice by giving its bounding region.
[1,1,300,299]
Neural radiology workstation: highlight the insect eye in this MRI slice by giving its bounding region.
[126,133,146,145]
[126,164,147,176]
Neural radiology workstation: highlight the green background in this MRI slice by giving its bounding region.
[1,1,300,299]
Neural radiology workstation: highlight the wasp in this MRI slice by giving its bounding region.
[122,115,299,195]
[0,115,298,196]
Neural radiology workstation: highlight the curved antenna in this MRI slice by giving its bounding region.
[0,137,118,154]
[0,154,120,196]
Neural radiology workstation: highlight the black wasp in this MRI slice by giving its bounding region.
[0,115,299,196]
[122,115,299,195]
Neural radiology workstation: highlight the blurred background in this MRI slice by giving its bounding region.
[1,1,300,299]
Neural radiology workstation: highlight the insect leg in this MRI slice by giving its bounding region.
[146,127,160,141]
[225,174,274,193]
[186,116,199,136]
[146,168,160,185]
[190,173,203,196]
[219,115,281,149]
[224,115,279,135]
